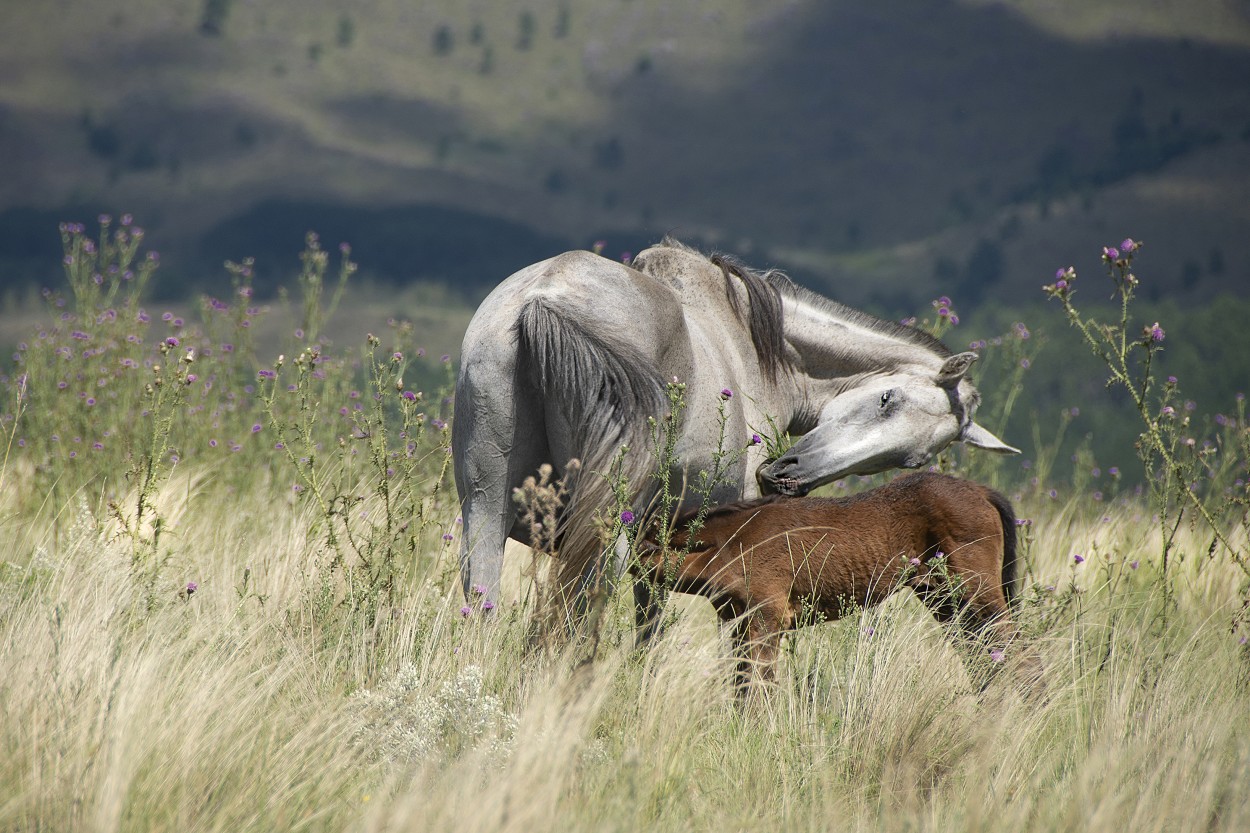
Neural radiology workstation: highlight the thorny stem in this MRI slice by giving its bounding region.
[1047,246,1248,581]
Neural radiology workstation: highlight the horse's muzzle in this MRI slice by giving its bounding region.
[756,460,807,497]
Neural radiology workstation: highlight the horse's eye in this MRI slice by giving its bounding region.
[879,390,892,409]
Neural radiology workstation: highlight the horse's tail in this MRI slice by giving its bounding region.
[987,487,1019,607]
[516,297,666,622]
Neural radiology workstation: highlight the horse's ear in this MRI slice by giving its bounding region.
[961,421,1021,454]
[936,351,978,388]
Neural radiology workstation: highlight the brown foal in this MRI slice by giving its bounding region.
[634,472,1041,694]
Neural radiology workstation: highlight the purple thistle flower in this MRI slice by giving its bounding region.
[720,388,733,400]
[751,433,762,445]
[1149,322,1165,343]
[257,370,275,380]
[1120,238,1137,252]
[471,584,487,596]
[1129,560,1139,570]
[1073,554,1085,564]
[460,605,473,618]
[432,418,447,430]
[402,390,417,401]
[165,336,179,348]
[251,423,262,433]
[482,600,495,612]
[443,533,454,541]
[620,510,636,525]
[186,582,198,595]
[1102,246,1119,261]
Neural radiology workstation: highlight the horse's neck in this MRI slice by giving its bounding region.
[781,294,942,385]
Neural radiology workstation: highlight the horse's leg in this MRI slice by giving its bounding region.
[453,352,549,609]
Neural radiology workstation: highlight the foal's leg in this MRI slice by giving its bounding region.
[919,552,1044,692]
[725,606,785,700]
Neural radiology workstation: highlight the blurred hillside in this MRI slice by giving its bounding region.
[0,0,1248,312]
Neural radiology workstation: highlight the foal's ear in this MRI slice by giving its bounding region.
[936,351,978,388]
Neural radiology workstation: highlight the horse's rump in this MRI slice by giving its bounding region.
[516,296,666,604]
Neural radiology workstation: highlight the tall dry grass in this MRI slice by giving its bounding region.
[1,470,1246,833]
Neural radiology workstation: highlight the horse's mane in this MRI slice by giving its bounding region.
[656,238,952,376]
[656,237,790,382]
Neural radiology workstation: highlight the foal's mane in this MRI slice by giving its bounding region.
[657,238,953,377]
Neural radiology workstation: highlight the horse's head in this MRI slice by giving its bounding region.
[757,352,1018,496]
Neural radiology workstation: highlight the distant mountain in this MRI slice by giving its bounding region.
[0,0,1247,312]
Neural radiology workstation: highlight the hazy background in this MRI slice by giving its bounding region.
[2,0,1249,477]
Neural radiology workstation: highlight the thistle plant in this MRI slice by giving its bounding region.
[294,232,356,345]
[261,333,454,616]
[107,337,194,590]
[628,382,744,641]
[1043,239,1249,611]
[59,214,158,315]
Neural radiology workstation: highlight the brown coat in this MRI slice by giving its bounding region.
[635,472,1037,692]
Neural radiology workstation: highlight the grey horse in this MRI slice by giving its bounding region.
[451,239,1017,625]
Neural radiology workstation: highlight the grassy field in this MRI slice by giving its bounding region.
[1,224,1248,831]
[2,442,1248,831]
